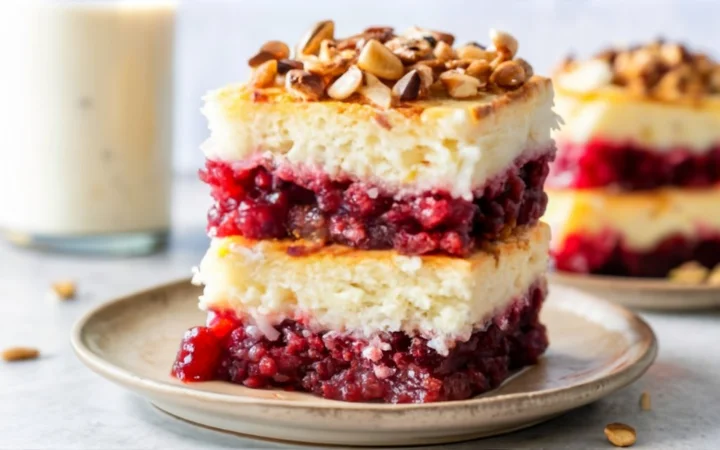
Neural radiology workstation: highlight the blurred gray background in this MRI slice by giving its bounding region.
[174,0,720,172]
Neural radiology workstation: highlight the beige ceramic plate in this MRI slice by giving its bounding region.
[71,279,657,447]
[551,271,720,310]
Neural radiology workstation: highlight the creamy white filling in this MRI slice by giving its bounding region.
[553,92,720,152]
[546,188,720,251]
[194,224,550,354]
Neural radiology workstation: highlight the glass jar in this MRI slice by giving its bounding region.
[0,0,176,255]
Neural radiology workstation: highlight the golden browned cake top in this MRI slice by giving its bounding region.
[554,39,720,104]
[243,20,539,109]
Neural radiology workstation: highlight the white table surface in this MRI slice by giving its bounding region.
[1,176,719,450]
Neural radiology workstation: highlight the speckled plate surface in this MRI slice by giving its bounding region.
[71,279,657,447]
[550,271,720,311]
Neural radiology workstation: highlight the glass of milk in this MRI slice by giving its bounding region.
[0,0,175,255]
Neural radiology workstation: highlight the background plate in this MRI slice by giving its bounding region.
[551,272,720,310]
[72,279,657,447]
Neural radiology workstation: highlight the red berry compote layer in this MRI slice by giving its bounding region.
[201,149,554,257]
[171,282,548,403]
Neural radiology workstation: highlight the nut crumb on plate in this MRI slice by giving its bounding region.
[668,261,709,284]
[604,422,637,447]
[707,264,720,286]
[2,347,40,362]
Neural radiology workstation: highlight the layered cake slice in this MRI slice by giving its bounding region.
[172,22,559,403]
[548,41,720,277]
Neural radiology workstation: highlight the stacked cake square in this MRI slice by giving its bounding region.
[172,22,559,403]
[548,41,720,277]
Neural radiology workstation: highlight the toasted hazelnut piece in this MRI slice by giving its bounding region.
[51,280,76,300]
[707,264,720,286]
[604,423,637,447]
[357,39,404,80]
[668,261,709,284]
[489,29,518,58]
[385,37,432,64]
[318,39,338,63]
[261,40,290,60]
[403,26,454,46]
[660,43,689,67]
[2,347,40,362]
[392,69,423,101]
[653,65,693,101]
[413,64,435,90]
[285,69,325,101]
[248,51,276,68]
[327,65,364,100]
[303,57,348,77]
[466,60,492,85]
[490,60,526,89]
[277,59,304,74]
[251,59,278,88]
[298,20,335,56]
[640,391,651,411]
[433,40,455,61]
[440,70,480,98]
[514,58,534,78]
[359,72,394,108]
[456,44,495,61]
[558,59,614,92]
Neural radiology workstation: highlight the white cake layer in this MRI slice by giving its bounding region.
[194,223,550,355]
[201,78,558,200]
[554,88,720,152]
[546,187,720,251]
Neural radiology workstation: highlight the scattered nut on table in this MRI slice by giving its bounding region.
[604,422,637,447]
[51,280,77,300]
[640,391,651,411]
[2,347,40,362]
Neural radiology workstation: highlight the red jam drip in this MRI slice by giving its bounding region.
[200,150,553,256]
[171,283,548,403]
[553,231,720,277]
[549,139,720,190]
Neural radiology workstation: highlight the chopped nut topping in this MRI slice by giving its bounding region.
[466,60,492,85]
[490,60,526,89]
[245,23,532,104]
[456,44,495,61]
[285,69,325,101]
[277,59,304,74]
[298,20,335,56]
[556,40,720,100]
[2,347,40,362]
[392,69,423,101]
[604,423,637,447]
[640,392,651,411]
[432,41,455,61]
[668,261,709,284]
[359,72,394,108]
[251,59,278,88]
[489,29,519,58]
[440,70,480,98]
[327,65,364,100]
[51,280,76,300]
[357,39,405,80]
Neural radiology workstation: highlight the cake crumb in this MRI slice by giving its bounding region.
[707,264,720,286]
[640,391,651,411]
[51,280,76,300]
[2,347,40,362]
[604,422,637,447]
[668,261,708,284]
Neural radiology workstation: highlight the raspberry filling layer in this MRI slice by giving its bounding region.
[549,139,720,190]
[171,282,548,403]
[553,231,720,277]
[201,151,553,256]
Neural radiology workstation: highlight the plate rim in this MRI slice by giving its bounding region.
[550,270,720,293]
[71,277,658,414]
